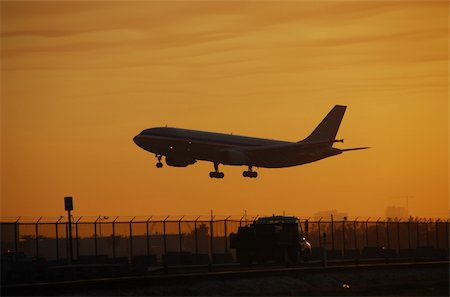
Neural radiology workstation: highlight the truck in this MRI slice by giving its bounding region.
[229,216,311,265]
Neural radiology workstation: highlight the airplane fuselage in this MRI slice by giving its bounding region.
[133,127,341,168]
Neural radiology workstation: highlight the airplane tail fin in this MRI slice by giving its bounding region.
[300,105,346,144]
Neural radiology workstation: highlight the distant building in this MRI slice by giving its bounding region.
[314,210,348,221]
[385,206,407,219]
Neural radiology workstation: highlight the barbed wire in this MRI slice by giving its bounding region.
[0,215,448,223]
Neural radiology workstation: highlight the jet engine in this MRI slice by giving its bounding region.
[165,155,196,167]
[222,150,248,165]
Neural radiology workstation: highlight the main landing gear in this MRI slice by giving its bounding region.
[209,162,224,179]
[156,154,163,168]
[243,166,258,178]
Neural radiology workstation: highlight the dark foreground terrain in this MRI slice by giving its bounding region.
[4,262,448,296]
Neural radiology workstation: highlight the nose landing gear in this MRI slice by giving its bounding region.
[156,154,163,168]
[209,162,224,179]
[243,166,258,178]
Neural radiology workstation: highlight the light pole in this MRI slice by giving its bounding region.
[64,196,74,264]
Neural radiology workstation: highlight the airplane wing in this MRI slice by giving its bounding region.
[240,140,332,154]
[232,142,370,162]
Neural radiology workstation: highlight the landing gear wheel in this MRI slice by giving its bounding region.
[209,171,224,179]
[243,166,258,178]
[209,162,224,178]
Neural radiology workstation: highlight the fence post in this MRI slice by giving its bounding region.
[210,216,215,264]
[56,216,62,261]
[194,217,200,256]
[35,217,42,259]
[163,216,169,263]
[239,215,244,227]
[330,214,334,250]
[353,218,358,250]
[94,216,100,257]
[14,217,21,262]
[426,220,430,246]
[322,232,327,267]
[177,216,184,253]
[305,217,310,239]
[435,220,439,248]
[365,218,370,247]
[75,217,82,260]
[224,216,230,253]
[375,218,380,247]
[342,219,346,253]
[112,217,118,259]
[397,219,401,252]
[416,220,420,247]
[446,220,449,249]
[407,219,411,249]
[146,216,152,257]
[386,220,390,249]
[318,218,322,248]
[129,217,135,262]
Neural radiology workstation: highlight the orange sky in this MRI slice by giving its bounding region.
[1,1,448,219]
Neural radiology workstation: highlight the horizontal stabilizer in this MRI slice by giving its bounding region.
[341,147,371,152]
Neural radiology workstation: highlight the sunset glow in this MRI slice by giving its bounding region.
[1,1,448,219]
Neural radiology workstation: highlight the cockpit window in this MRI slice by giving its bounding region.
[142,127,173,136]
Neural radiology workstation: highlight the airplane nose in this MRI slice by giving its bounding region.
[133,134,145,147]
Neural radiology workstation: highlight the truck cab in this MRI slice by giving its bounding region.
[230,216,311,265]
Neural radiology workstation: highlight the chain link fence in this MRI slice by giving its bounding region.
[1,216,449,265]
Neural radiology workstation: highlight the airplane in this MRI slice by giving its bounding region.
[133,105,369,178]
